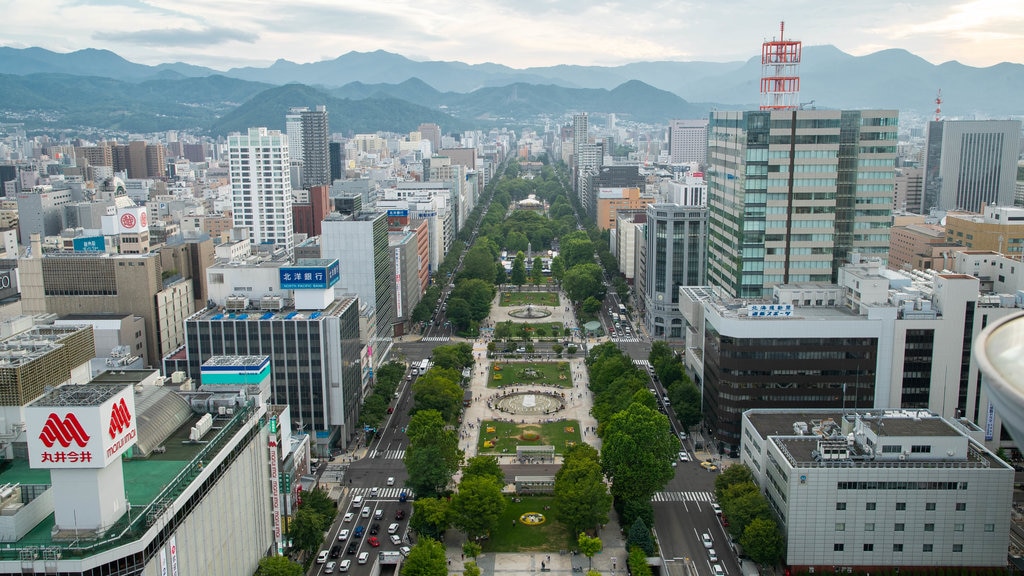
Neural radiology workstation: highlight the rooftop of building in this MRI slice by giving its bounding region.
[0,387,261,560]
[745,408,1007,471]
[201,355,270,369]
[196,296,357,323]
[0,325,90,368]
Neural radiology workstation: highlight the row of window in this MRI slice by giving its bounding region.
[836,481,966,491]
[836,501,967,510]
[836,522,971,531]
[834,543,971,552]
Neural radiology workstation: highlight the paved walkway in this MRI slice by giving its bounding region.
[444,288,627,575]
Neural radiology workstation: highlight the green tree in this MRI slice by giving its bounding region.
[445,298,473,331]
[256,555,304,576]
[511,252,528,286]
[562,231,594,268]
[563,263,605,304]
[722,483,770,538]
[577,533,603,569]
[601,403,677,504]
[581,296,602,315]
[714,464,755,502]
[461,244,497,283]
[449,475,506,539]
[463,455,505,485]
[431,343,474,371]
[451,278,497,322]
[554,444,612,536]
[400,538,447,576]
[405,410,464,498]
[410,497,450,541]
[462,541,483,559]
[495,265,508,285]
[628,546,653,576]
[667,379,702,432]
[412,369,464,424]
[550,255,566,283]
[412,285,442,323]
[289,506,327,556]
[506,230,529,254]
[300,487,336,521]
[532,256,544,284]
[618,498,654,531]
[552,343,564,357]
[463,562,482,576]
[626,518,655,556]
[741,517,785,565]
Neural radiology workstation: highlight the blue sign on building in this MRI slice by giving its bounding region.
[72,236,106,252]
[280,259,341,290]
[386,209,409,217]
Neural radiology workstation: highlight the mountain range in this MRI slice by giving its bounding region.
[0,45,1021,135]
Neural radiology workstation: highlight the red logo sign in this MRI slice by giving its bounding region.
[120,213,137,229]
[39,413,91,448]
[108,398,132,438]
[139,211,147,227]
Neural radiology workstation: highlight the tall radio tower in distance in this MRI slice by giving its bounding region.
[760,21,802,111]
[934,89,943,121]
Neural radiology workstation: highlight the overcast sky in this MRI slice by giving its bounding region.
[3,0,1023,70]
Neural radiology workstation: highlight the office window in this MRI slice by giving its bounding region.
[835,523,845,532]
[953,544,963,553]
[836,502,847,510]
[925,502,936,511]
[955,502,966,511]
[954,523,964,532]
[895,523,904,531]
[923,544,933,552]
[834,543,844,551]
[985,524,995,532]
[863,544,874,552]
[893,544,903,552]
[925,523,935,532]
[866,502,876,510]
[864,523,875,531]
[895,502,906,511]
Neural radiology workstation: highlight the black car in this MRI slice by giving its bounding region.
[330,545,341,558]
[347,543,358,555]
[370,523,380,535]
[395,509,406,520]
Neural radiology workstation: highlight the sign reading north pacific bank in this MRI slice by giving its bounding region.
[280,258,341,290]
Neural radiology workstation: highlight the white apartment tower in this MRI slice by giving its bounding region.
[228,127,294,255]
[668,119,708,164]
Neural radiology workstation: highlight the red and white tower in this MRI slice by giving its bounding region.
[760,21,802,110]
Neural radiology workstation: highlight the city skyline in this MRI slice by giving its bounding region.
[2,0,1023,70]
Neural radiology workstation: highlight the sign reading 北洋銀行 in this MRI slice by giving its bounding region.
[279,259,341,290]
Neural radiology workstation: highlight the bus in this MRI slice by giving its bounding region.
[618,304,627,317]
[419,359,430,373]
[611,313,621,327]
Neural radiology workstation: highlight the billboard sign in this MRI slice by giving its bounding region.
[25,386,138,469]
[0,269,18,301]
[279,259,340,290]
[118,206,149,234]
[73,236,107,253]
[386,209,409,218]
[747,304,794,318]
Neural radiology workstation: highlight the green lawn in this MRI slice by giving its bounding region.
[484,496,575,552]
[478,420,582,454]
[489,361,572,388]
[499,291,560,307]
[495,321,565,340]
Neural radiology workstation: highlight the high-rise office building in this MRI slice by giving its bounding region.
[572,113,589,168]
[300,106,330,188]
[706,109,898,298]
[923,120,1021,212]
[228,127,294,255]
[643,203,707,340]
[321,212,394,349]
[329,141,344,182]
[418,123,442,154]
[668,119,708,164]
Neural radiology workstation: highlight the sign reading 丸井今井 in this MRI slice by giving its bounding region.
[747,304,794,317]
[279,259,340,290]
[24,386,138,469]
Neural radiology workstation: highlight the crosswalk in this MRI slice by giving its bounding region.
[651,490,715,503]
[421,336,451,342]
[350,487,414,500]
[633,359,652,368]
[615,337,644,343]
[368,448,406,460]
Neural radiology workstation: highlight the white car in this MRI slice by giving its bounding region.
[370,486,379,497]
[358,552,370,565]
[702,533,713,548]
[399,546,411,557]
[337,529,350,541]
[712,503,722,515]
[713,565,725,576]
[317,550,329,564]
[678,451,689,462]
[387,476,395,486]
[390,534,403,545]
[339,560,351,572]
[388,522,400,534]
[325,561,337,574]
[708,549,718,562]
[343,512,354,523]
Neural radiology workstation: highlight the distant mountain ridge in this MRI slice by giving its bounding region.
[1,45,1022,115]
